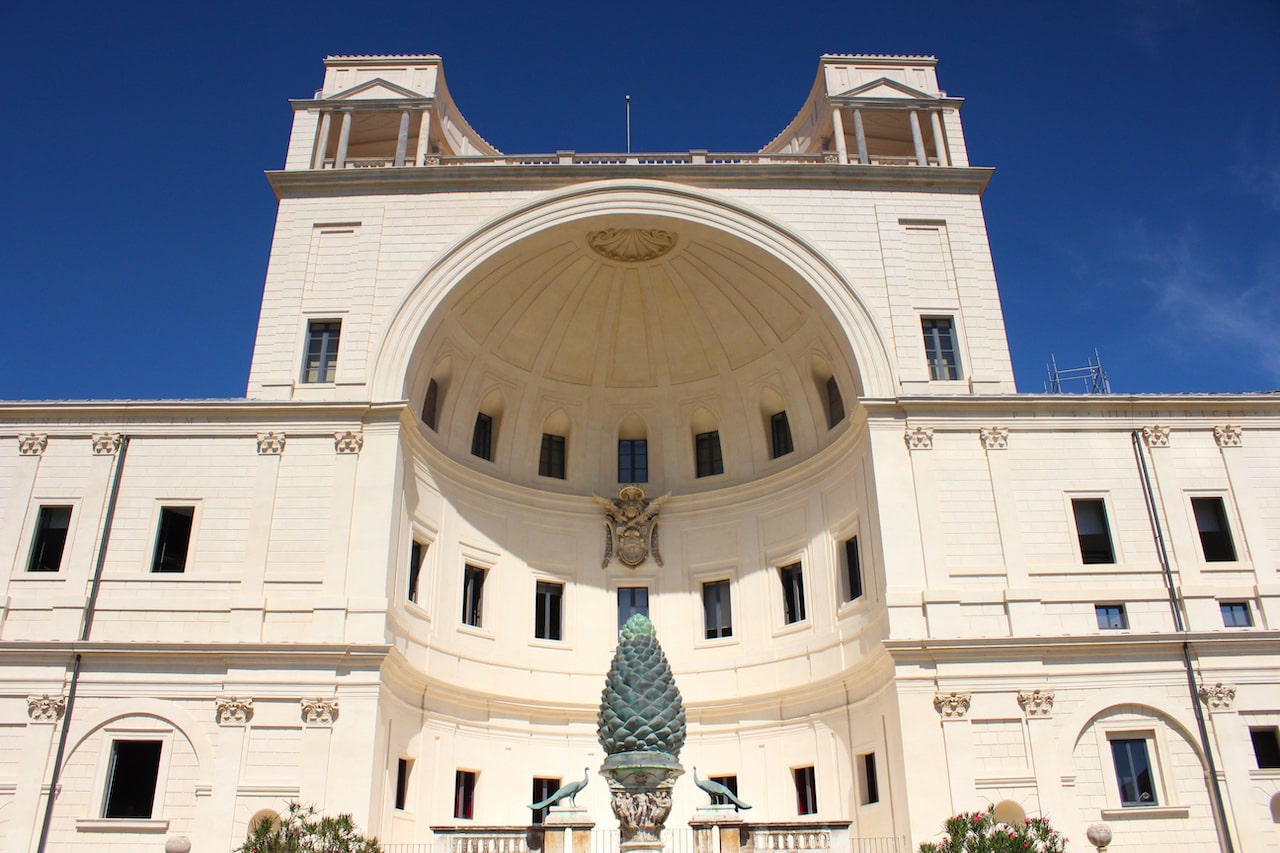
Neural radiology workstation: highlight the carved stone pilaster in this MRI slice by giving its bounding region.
[1142,425,1170,448]
[18,433,48,455]
[933,691,971,719]
[334,430,363,454]
[301,697,339,724]
[1017,689,1055,717]
[979,427,1009,450]
[215,696,253,725]
[91,433,122,455]
[1197,682,1235,711]
[28,694,66,722]
[1214,425,1242,448]
[256,432,286,455]
[905,426,934,450]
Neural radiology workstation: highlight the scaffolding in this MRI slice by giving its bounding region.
[1045,349,1112,394]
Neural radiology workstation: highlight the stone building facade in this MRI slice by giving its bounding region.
[1,54,1277,853]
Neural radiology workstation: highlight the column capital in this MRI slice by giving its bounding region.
[215,696,253,725]
[18,433,48,455]
[301,697,339,725]
[1142,425,1171,448]
[1197,682,1236,711]
[905,425,934,450]
[1213,424,1242,447]
[934,691,971,719]
[256,432,286,455]
[1017,689,1055,717]
[979,426,1009,450]
[27,694,66,722]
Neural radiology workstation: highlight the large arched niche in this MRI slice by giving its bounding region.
[374,180,896,490]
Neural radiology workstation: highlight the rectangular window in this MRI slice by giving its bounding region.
[408,541,426,605]
[618,439,648,483]
[471,413,494,461]
[618,586,649,629]
[535,580,564,641]
[102,739,163,819]
[922,317,960,380]
[531,777,560,825]
[793,766,817,815]
[151,506,194,573]
[461,565,486,627]
[1096,604,1128,630]
[709,775,739,806]
[825,377,845,428]
[1072,498,1115,564]
[539,433,566,479]
[1220,601,1252,627]
[695,431,724,477]
[28,505,72,572]
[770,411,794,458]
[1110,738,1157,807]
[1250,727,1280,769]
[780,563,807,625]
[454,770,477,820]
[702,579,732,639]
[859,753,879,804]
[422,379,439,430]
[302,320,341,383]
[843,536,863,602]
[1192,497,1237,562]
[395,758,412,810]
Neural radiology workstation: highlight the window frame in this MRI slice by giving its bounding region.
[534,578,565,642]
[301,319,342,384]
[538,433,567,480]
[27,504,74,573]
[1190,496,1238,563]
[616,584,650,631]
[842,535,864,603]
[778,561,808,627]
[708,774,739,807]
[531,776,560,825]
[471,412,495,462]
[793,765,818,816]
[618,438,648,483]
[1095,603,1129,630]
[1109,735,1159,808]
[1218,601,1252,627]
[453,769,477,820]
[701,578,733,640]
[921,315,962,381]
[769,411,794,459]
[150,503,198,574]
[461,563,488,629]
[408,539,428,606]
[695,430,724,478]
[87,724,174,827]
[1071,496,1117,565]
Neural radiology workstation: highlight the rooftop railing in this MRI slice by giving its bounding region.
[316,151,941,170]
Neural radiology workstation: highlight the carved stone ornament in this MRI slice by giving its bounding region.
[28,694,66,721]
[980,426,1009,450]
[1197,682,1236,711]
[301,697,339,724]
[1142,425,1171,448]
[92,433,122,455]
[1017,689,1055,717]
[821,151,840,164]
[215,696,253,725]
[594,486,670,569]
[587,228,678,263]
[334,430,363,454]
[933,691,971,718]
[1214,424,1242,448]
[422,154,441,166]
[905,425,934,450]
[256,432,286,455]
[18,433,48,455]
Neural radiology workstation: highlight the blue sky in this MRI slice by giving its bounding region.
[1,0,1277,399]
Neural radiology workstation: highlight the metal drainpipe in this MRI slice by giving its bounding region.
[1131,431,1234,853]
[36,435,130,853]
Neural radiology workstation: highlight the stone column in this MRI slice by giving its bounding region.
[312,111,333,169]
[334,110,353,169]
[852,108,869,164]
[930,110,949,166]
[11,695,65,853]
[909,110,928,165]
[830,107,848,164]
[394,110,411,166]
[934,692,974,811]
[415,109,433,165]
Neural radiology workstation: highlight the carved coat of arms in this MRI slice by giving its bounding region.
[593,486,670,568]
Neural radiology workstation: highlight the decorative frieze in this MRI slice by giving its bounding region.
[91,433,122,455]
[28,694,66,722]
[1017,689,1055,717]
[18,433,48,455]
[933,691,971,718]
[587,228,678,263]
[1213,425,1242,448]
[301,697,339,724]
[334,431,364,454]
[1141,425,1170,448]
[1197,682,1235,711]
[215,696,253,725]
[256,432,286,455]
[905,425,934,450]
[979,426,1009,450]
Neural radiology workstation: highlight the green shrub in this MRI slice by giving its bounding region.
[918,810,1066,853]
[235,802,381,853]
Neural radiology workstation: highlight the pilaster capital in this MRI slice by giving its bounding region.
[933,691,971,719]
[215,696,253,725]
[301,697,339,725]
[1017,689,1055,717]
[979,426,1009,450]
[1213,425,1242,448]
[1197,682,1235,711]
[18,433,48,455]
[91,433,122,455]
[28,694,66,722]
[334,430,363,454]
[1141,425,1170,448]
[905,425,934,451]
[256,432,286,455]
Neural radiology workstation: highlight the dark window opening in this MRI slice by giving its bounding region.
[408,541,426,604]
[1250,727,1280,769]
[535,580,564,641]
[471,413,494,461]
[1072,498,1115,564]
[28,505,72,572]
[302,320,341,383]
[843,536,863,602]
[539,433,566,479]
[1096,604,1128,630]
[702,579,732,639]
[695,431,724,477]
[531,777,560,824]
[860,753,879,804]
[462,564,486,627]
[618,439,648,483]
[151,506,194,573]
[770,411,794,459]
[1192,497,1237,562]
[780,563,806,624]
[103,739,163,819]
[1111,738,1157,806]
[793,766,817,815]
[618,586,649,630]
[922,317,960,380]
[454,770,477,819]
[825,377,846,428]
[422,379,439,430]
[395,758,411,810]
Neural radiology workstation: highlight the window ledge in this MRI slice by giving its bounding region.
[1099,806,1189,820]
[76,818,171,833]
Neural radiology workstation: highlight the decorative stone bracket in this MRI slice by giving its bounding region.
[1142,425,1170,448]
[301,697,339,724]
[1213,425,1242,448]
[215,696,253,725]
[1197,682,1235,711]
[92,433,122,455]
[933,691,971,718]
[979,427,1009,450]
[1017,689,1055,717]
[18,433,48,455]
[905,425,934,450]
[28,694,66,722]
[256,432,286,455]
[334,430,364,454]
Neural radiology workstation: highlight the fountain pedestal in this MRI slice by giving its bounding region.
[601,751,683,853]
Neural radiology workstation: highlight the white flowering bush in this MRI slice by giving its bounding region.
[918,810,1066,853]
[235,802,381,853]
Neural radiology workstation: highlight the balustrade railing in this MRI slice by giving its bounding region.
[309,151,949,170]
[384,828,905,853]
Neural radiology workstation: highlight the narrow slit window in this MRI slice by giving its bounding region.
[859,753,879,804]
[395,758,412,810]
[695,431,724,477]
[843,536,863,602]
[825,377,845,428]
[408,540,426,604]
[421,379,439,430]
[28,505,72,572]
[151,506,194,573]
